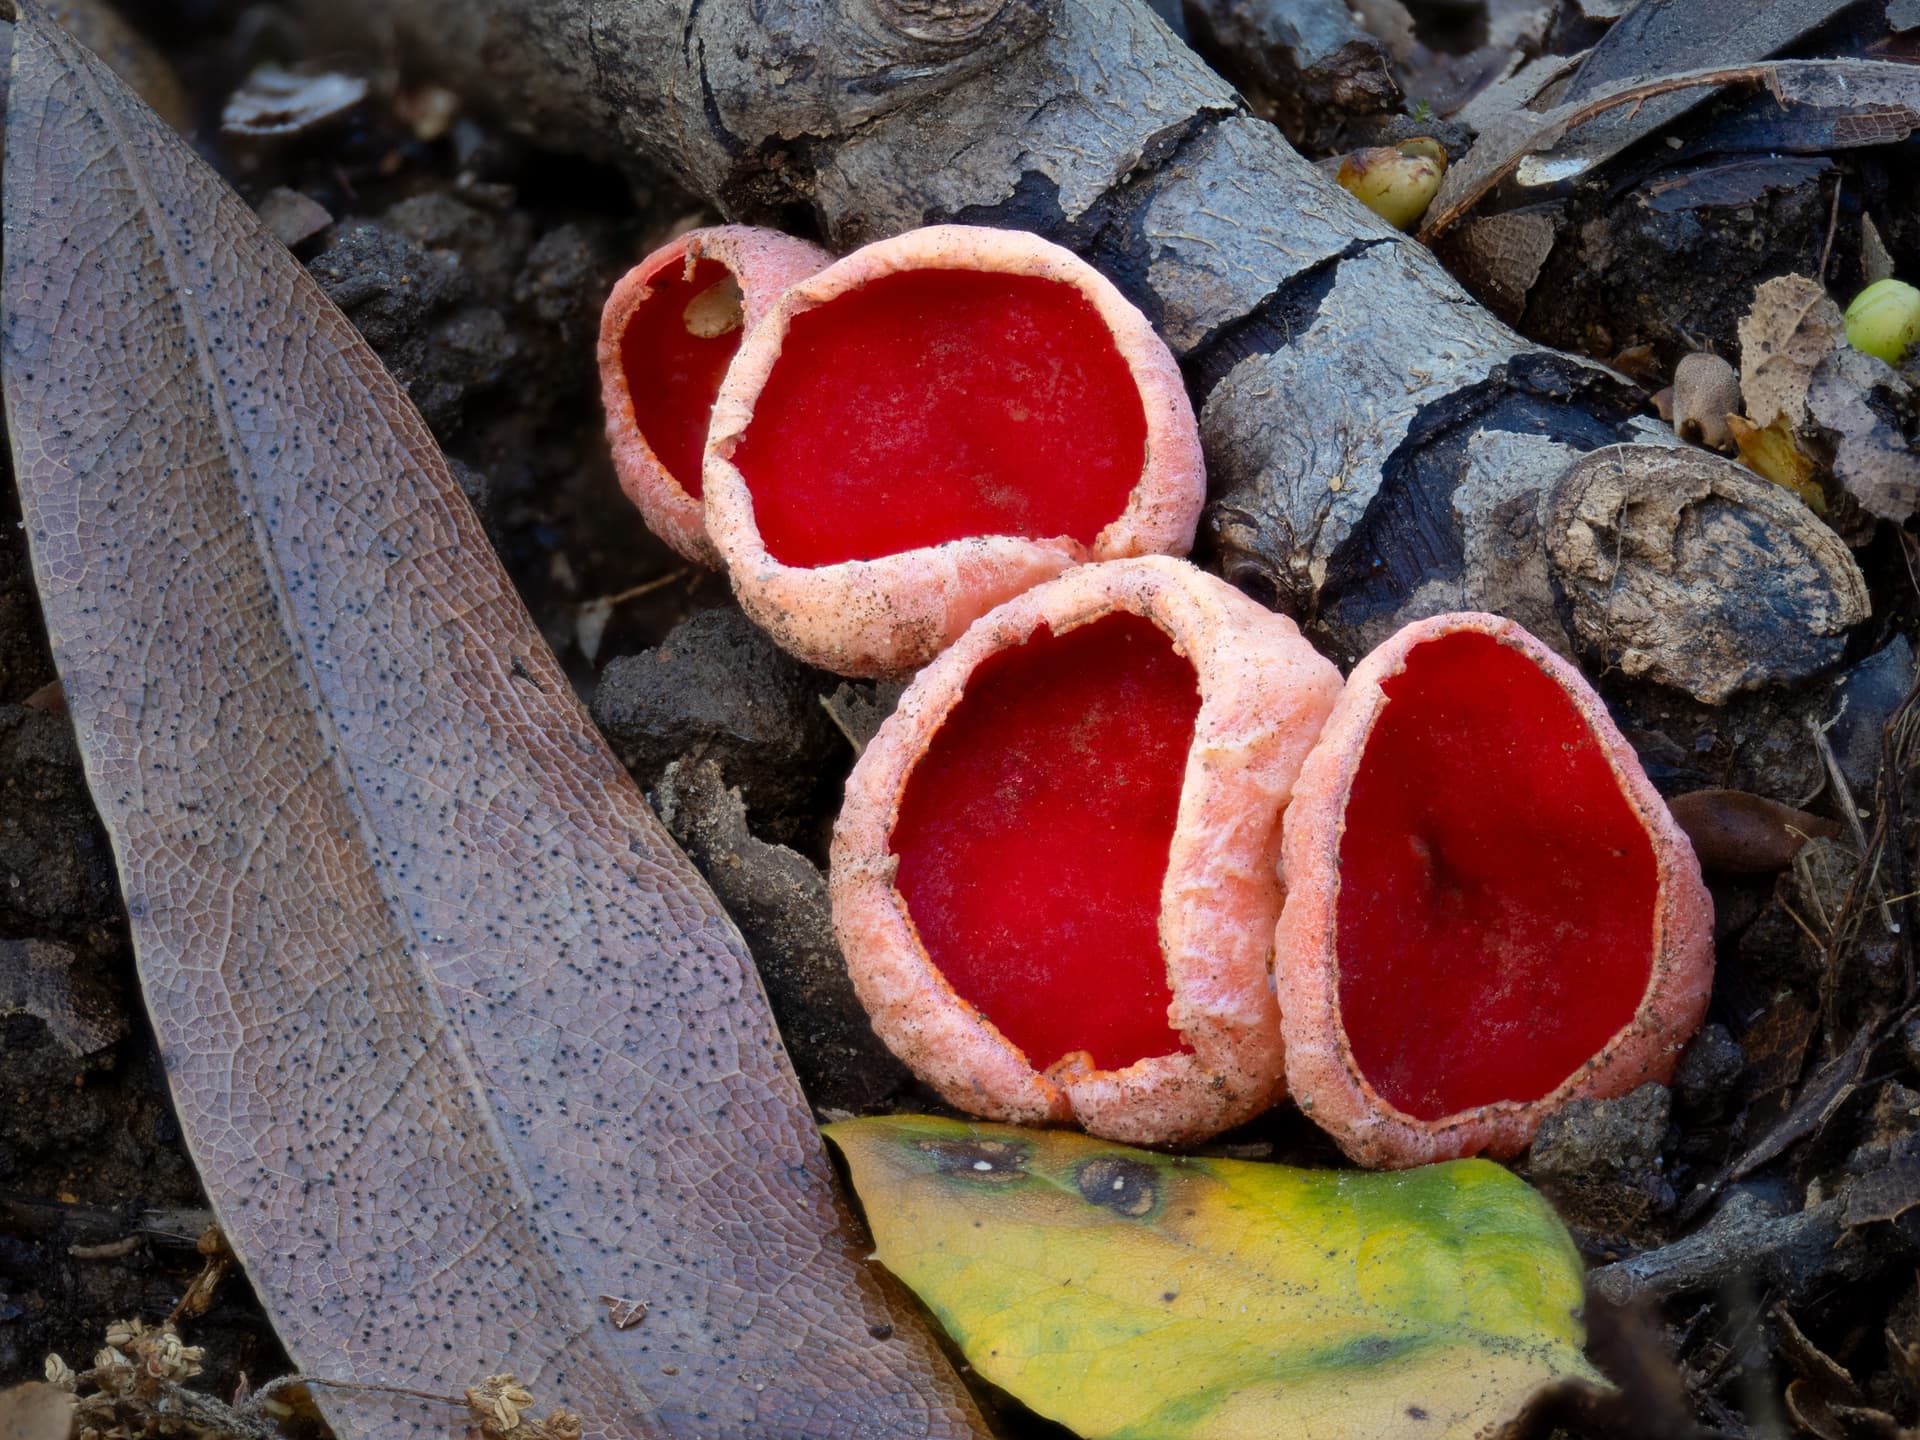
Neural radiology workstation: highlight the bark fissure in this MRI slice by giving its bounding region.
[1184,235,1386,394]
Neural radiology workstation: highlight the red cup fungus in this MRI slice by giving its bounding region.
[597,225,831,567]
[830,556,1342,1146]
[1274,613,1715,1169]
[704,225,1206,678]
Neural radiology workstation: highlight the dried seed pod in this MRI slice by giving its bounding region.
[1672,352,1740,451]
[705,225,1205,678]
[1336,137,1447,231]
[1276,613,1714,1168]
[597,226,832,566]
[830,556,1340,1145]
[1667,788,1840,873]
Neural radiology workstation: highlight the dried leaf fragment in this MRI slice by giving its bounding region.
[1435,209,1557,322]
[680,275,744,339]
[464,1375,584,1440]
[1725,412,1826,512]
[1667,789,1840,873]
[221,65,367,137]
[1806,345,1920,522]
[1739,274,1845,432]
[253,188,333,249]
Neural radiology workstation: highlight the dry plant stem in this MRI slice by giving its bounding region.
[1587,1191,1853,1307]
[1805,713,1896,1049]
[286,0,1659,629]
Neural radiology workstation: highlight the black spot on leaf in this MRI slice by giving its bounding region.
[919,1137,1030,1182]
[1074,1157,1158,1216]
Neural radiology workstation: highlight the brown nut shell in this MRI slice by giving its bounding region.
[830,556,1342,1145]
[705,225,1205,678]
[1276,612,1715,1168]
[597,225,831,567]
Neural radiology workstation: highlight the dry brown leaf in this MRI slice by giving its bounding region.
[1,9,983,1438]
[1423,61,1920,240]
[1863,214,1897,287]
[1739,274,1845,431]
[1845,1146,1920,1229]
[1435,208,1558,321]
[1806,346,1920,523]
[1667,789,1840,873]
[252,188,333,249]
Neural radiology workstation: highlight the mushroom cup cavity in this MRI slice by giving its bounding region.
[597,225,831,567]
[830,556,1342,1146]
[706,226,1206,678]
[1275,613,1715,1169]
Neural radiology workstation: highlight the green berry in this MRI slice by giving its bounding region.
[1336,138,1447,232]
[1844,278,1920,366]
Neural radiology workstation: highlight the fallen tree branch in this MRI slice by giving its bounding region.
[292,0,1662,661]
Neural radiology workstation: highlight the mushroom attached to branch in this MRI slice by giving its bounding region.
[597,225,830,566]
[830,556,1340,1145]
[1275,613,1715,1169]
[705,226,1205,678]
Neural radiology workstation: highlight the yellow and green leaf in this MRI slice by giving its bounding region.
[826,1116,1601,1440]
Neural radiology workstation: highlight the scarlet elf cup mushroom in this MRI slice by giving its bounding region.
[830,557,1341,1146]
[597,225,831,566]
[1275,614,1715,1169]
[704,226,1206,679]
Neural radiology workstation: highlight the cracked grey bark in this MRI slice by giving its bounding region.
[295,0,1657,659]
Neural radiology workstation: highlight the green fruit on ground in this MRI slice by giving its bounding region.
[1845,278,1920,365]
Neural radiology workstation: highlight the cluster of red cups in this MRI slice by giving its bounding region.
[599,223,1714,1168]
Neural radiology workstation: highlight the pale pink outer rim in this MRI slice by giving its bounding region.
[596,225,832,568]
[830,555,1343,1145]
[1275,612,1716,1169]
[704,224,1207,679]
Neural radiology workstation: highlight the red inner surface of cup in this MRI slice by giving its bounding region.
[620,255,742,500]
[891,613,1197,1071]
[1334,631,1658,1120]
[732,268,1148,568]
